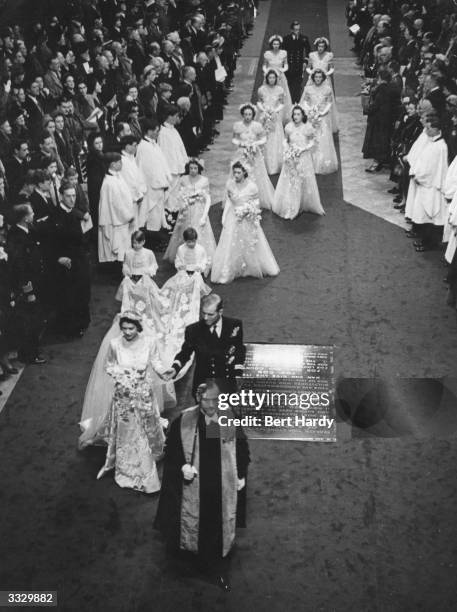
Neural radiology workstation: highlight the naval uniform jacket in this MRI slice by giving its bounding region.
[172,316,246,393]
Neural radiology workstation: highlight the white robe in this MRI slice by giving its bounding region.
[157,123,188,210]
[98,172,136,262]
[136,137,172,230]
[120,152,147,229]
[442,156,457,244]
[175,243,209,274]
[405,133,448,226]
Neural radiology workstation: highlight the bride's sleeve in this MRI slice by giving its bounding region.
[148,339,165,374]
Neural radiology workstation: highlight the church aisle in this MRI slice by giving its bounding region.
[1,1,457,611]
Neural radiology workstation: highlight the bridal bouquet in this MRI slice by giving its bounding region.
[234,199,261,224]
[107,366,152,400]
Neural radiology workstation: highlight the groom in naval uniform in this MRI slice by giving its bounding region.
[170,294,245,396]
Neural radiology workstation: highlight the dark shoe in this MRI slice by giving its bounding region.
[3,365,19,374]
[405,230,417,238]
[393,195,403,204]
[394,203,405,211]
[215,575,231,592]
[388,187,399,194]
[415,244,426,252]
[30,356,47,365]
[413,241,423,247]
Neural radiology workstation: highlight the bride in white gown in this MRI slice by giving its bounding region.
[273,105,325,219]
[300,69,338,174]
[211,161,280,284]
[263,34,292,122]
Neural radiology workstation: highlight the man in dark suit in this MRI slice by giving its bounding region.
[170,294,245,396]
[282,21,311,103]
[7,203,46,364]
[5,139,30,199]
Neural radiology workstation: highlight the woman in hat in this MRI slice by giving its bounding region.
[262,35,292,122]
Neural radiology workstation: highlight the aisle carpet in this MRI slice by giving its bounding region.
[1,0,457,610]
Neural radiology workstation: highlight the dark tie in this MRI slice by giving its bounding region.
[210,324,217,338]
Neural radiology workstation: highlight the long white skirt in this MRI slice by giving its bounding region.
[273,150,325,218]
[211,206,280,284]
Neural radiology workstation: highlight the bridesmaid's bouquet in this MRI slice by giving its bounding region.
[234,199,262,225]
[263,108,277,134]
[306,105,322,129]
[240,142,258,163]
[285,145,303,164]
[180,191,204,214]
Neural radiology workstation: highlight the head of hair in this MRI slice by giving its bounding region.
[185,158,204,174]
[183,227,198,241]
[33,168,50,185]
[141,117,159,134]
[59,178,75,194]
[290,20,300,29]
[201,293,223,312]
[104,151,122,167]
[265,69,278,85]
[12,137,28,152]
[232,160,248,178]
[291,105,307,122]
[87,131,103,151]
[268,35,282,49]
[120,134,138,149]
[240,103,256,118]
[131,229,146,244]
[119,315,143,332]
[13,202,32,223]
[163,104,180,119]
[64,166,78,179]
[311,69,327,83]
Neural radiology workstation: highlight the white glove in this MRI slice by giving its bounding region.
[237,478,245,491]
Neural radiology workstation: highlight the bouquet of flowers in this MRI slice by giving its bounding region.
[106,365,152,401]
[234,199,262,225]
[179,191,204,217]
[240,142,258,164]
[285,145,303,164]
[306,105,322,129]
[263,108,277,134]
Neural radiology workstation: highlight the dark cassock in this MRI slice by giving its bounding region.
[171,316,246,396]
[154,404,250,567]
[50,204,91,337]
[282,31,311,103]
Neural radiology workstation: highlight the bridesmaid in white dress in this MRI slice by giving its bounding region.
[306,37,338,133]
[263,35,292,121]
[273,105,325,219]
[163,158,216,265]
[232,103,275,209]
[257,69,285,175]
[211,161,280,284]
[300,69,338,174]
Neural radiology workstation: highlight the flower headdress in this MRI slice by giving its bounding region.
[239,102,256,117]
[314,36,330,49]
[268,34,283,45]
[120,309,142,323]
